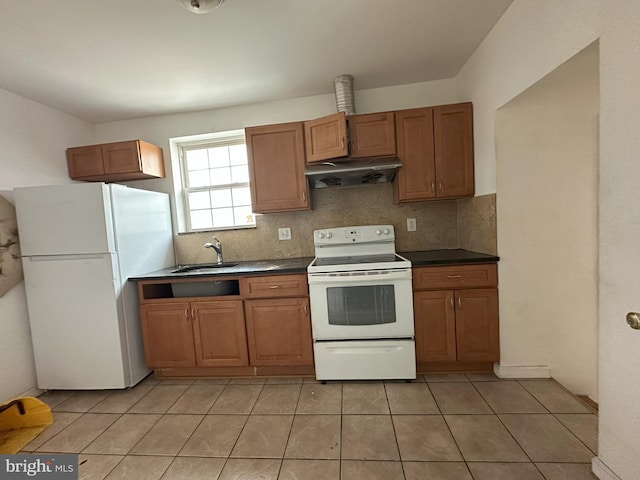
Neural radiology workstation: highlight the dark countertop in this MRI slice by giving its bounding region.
[400,249,499,266]
[130,249,498,281]
[130,257,315,281]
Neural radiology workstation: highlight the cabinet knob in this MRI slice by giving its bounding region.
[185,308,189,320]
[458,296,462,309]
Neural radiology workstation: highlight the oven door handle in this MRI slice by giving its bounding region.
[307,268,412,283]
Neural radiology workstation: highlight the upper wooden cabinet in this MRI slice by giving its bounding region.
[394,102,474,202]
[67,140,165,182]
[347,112,396,158]
[394,107,436,201]
[245,122,310,214]
[304,111,396,162]
[434,103,475,198]
[304,112,348,163]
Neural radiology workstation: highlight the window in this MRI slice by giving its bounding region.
[173,131,256,232]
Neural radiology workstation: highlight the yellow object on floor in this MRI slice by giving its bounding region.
[0,397,53,454]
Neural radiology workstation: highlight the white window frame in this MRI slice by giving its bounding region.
[170,129,256,233]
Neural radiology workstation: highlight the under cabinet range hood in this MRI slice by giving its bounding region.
[305,157,402,188]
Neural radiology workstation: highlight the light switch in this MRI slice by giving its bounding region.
[278,227,292,240]
[407,218,417,232]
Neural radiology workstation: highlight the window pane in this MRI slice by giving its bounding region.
[210,167,232,186]
[210,188,233,208]
[232,187,252,206]
[189,191,211,210]
[179,136,255,232]
[212,208,234,227]
[190,209,213,230]
[185,149,209,170]
[231,165,249,183]
[208,147,230,168]
[234,206,255,225]
[229,144,248,166]
[188,169,211,187]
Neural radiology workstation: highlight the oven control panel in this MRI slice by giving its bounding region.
[314,225,395,245]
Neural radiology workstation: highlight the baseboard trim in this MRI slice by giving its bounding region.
[19,387,43,398]
[592,457,622,480]
[493,363,551,379]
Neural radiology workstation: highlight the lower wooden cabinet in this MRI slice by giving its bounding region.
[139,302,197,368]
[192,300,248,367]
[140,299,247,368]
[414,290,457,362]
[455,288,499,362]
[137,273,313,375]
[413,264,499,368]
[245,298,313,366]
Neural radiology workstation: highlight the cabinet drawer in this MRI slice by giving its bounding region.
[413,264,497,290]
[241,274,308,298]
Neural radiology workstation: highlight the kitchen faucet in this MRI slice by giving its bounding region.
[204,236,223,264]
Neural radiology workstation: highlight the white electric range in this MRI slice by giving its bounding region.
[307,225,416,380]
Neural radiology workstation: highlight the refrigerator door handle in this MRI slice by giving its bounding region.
[26,254,108,262]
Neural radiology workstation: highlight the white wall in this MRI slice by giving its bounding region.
[457,0,640,478]
[457,0,600,196]
[495,43,599,399]
[0,88,93,401]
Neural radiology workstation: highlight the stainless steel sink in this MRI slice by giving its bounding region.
[171,263,238,273]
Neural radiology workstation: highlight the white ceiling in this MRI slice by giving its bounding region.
[0,0,512,123]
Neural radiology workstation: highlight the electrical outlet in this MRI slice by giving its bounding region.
[407,218,417,232]
[278,227,292,240]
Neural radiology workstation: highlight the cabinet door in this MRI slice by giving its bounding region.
[304,112,348,162]
[455,288,499,362]
[66,145,105,179]
[139,302,196,368]
[246,122,310,213]
[434,103,474,198]
[414,290,457,362]
[101,140,142,174]
[245,298,313,366]
[348,112,396,158]
[394,107,436,202]
[192,300,249,367]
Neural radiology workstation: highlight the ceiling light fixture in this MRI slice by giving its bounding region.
[176,0,225,14]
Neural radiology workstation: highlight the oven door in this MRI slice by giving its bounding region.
[308,268,414,340]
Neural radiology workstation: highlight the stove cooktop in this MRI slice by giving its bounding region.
[311,254,405,267]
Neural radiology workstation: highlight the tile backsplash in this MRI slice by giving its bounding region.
[175,184,496,264]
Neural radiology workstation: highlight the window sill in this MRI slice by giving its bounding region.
[177,224,257,235]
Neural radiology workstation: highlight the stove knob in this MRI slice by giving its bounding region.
[326,232,333,239]
[318,232,326,239]
[375,228,382,235]
[383,228,390,235]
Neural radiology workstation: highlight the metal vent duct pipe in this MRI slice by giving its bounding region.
[334,74,356,115]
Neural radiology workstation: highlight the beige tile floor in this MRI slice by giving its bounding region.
[23,374,599,480]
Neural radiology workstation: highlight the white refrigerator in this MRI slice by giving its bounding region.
[14,183,175,390]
